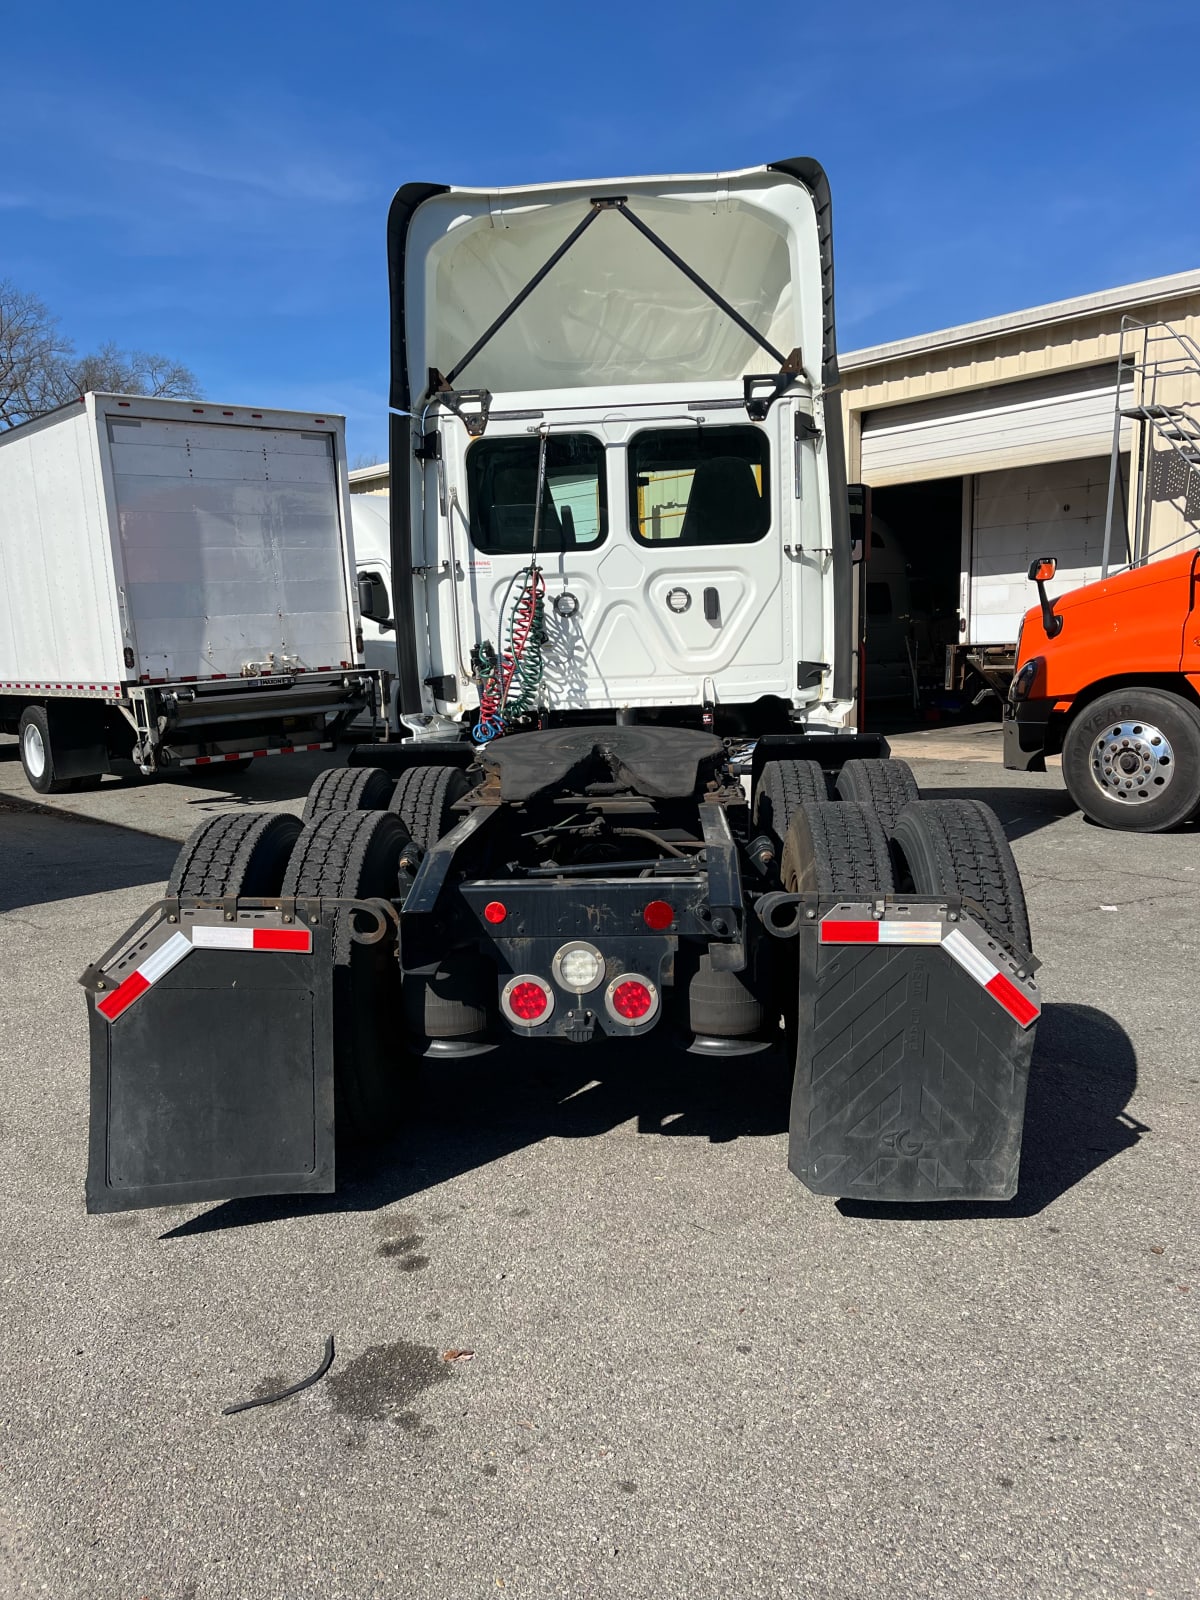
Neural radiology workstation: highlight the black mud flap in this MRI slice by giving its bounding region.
[82,902,336,1214]
[786,900,1040,1202]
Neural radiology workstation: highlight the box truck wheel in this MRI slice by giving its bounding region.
[752,760,829,850]
[17,706,73,795]
[168,811,304,898]
[835,758,919,833]
[388,764,471,849]
[302,764,395,823]
[281,809,411,1140]
[1061,687,1200,833]
[890,799,1031,950]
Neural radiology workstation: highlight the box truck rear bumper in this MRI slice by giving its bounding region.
[156,674,374,728]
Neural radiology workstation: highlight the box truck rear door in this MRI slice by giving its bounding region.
[107,417,354,681]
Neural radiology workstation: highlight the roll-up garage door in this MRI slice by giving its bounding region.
[968,455,1125,646]
[861,363,1132,487]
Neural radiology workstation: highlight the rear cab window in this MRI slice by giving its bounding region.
[466,434,607,555]
[629,425,770,546]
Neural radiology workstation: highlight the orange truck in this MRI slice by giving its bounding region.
[1004,549,1200,831]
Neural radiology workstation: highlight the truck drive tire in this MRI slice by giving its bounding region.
[168,812,304,898]
[890,798,1031,951]
[780,800,895,895]
[18,706,72,795]
[752,759,828,850]
[835,757,920,832]
[1061,687,1200,833]
[388,763,471,849]
[281,809,411,1141]
[302,764,395,823]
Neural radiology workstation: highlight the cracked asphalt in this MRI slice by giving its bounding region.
[1,746,1197,1600]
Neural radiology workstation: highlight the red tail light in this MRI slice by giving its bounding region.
[500,974,554,1027]
[604,974,660,1024]
[509,982,548,1020]
[484,901,507,924]
[642,900,674,931]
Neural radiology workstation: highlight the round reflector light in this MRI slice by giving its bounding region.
[552,941,604,993]
[501,974,555,1027]
[484,901,507,924]
[643,900,674,931]
[605,973,660,1025]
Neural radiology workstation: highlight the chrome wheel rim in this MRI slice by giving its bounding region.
[22,722,46,780]
[1090,719,1174,805]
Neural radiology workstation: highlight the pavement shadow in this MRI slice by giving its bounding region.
[161,1000,1141,1238]
[161,1035,794,1239]
[920,781,1076,841]
[0,801,178,912]
[837,1002,1144,1221]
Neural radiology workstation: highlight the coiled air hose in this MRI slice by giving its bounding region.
[473,566,546,742]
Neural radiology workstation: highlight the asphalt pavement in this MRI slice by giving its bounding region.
[0,746,1197,1600]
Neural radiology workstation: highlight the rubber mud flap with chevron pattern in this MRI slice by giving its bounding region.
[788,906,1039,1202]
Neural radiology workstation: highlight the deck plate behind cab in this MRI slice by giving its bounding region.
[478,724,725,801]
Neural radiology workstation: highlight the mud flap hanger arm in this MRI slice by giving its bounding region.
[424,197,805,426]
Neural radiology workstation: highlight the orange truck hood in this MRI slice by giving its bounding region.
[1019,549,1200,698]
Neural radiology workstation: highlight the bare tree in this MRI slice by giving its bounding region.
[0,282,74,429]
[0,281,200,430]
[351,451,386,471]
[69,341,199,400]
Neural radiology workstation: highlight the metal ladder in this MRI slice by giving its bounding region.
[1102,317,1200,576]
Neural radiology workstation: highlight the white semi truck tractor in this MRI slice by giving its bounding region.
[83,161,1041,1214]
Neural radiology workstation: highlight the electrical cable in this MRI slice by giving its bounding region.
[222,1334,336,1415]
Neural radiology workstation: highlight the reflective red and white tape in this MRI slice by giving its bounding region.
[178,742,332,768]
[819,914,1039,1028]
[96,925,313,1022]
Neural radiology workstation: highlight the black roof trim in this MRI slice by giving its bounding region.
[387,182,450,413]
[766,157,838,387]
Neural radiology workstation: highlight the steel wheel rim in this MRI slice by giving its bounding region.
[1090,719,1174,804]
[22,722,46,779]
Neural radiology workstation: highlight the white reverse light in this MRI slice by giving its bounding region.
[552,941,605,994]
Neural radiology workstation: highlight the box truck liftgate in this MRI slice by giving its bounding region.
[82,871,1039,1214]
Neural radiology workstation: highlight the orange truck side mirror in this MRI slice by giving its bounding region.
[1027,555,1063,638]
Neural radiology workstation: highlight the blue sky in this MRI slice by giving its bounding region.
[5,1,1195,460]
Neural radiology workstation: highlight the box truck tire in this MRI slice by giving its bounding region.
[1061,687,1200,834]
[890,799,1030,950]
[18,707,70,794]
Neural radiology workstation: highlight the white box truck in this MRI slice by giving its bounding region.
[0,393,382,791]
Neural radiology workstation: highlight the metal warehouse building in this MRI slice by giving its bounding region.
[840,269,1200,699]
